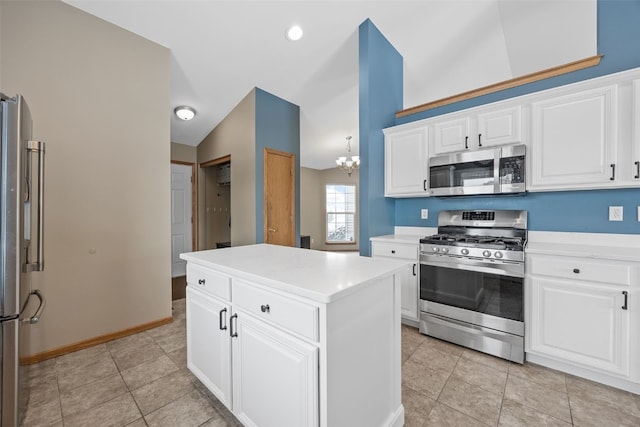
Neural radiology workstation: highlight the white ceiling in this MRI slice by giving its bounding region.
[63,0,596,170]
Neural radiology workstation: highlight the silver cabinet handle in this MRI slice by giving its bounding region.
[25,141,45,272]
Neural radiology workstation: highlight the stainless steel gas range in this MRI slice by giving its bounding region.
[419,210,527,363]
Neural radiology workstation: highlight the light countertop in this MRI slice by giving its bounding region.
[180,244,409,303]
[526,231,640,262]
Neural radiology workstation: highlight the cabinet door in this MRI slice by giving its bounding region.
[528,277,629,377]
[632,80,640,182]
[384,127,429,197]
[232,311,319,427]
[433,116,471,154]
[530,86,618,190]
[186,286,232,407]
[400,263,418,320]
[477,106,522,148]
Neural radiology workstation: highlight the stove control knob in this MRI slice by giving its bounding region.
[494,251,503,259]
[461,248,469,255]
[482,250,491,257]
[432,247,439,253]
[441,247,449,254]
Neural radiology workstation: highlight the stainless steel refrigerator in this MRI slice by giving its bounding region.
[1,94,46,426]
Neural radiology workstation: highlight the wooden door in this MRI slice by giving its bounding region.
[263,148,295,246]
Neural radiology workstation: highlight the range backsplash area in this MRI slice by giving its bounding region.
[394,187,640,234]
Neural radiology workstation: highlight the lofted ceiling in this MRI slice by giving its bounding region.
[63,0,596,170]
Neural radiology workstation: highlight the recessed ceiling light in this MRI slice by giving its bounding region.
[286,25,303,41]
[174,105,196,121]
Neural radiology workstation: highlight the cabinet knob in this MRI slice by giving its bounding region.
[391,250,396,254]
[198,278,206,285]
[573,268,580,274]
[261,304,270,313]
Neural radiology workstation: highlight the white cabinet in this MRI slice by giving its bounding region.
[183,244,404,427]
[383,125,429,197]
[529,85,619,190]
[232,311,318,427]
[432,105,522,154]
[371,241,418,323]
[526,252,639,389]
[186,272,318,426]
[632,79,640,182]
[186,286,232,407]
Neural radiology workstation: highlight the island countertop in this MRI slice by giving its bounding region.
[180,243,409,303]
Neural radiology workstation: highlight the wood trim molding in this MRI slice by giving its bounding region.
[20,316,173,365]
[397,55,603,118]
[200,154,231,168]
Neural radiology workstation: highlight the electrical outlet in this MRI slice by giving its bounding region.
[609,206,623,221]
[421,209,429,219]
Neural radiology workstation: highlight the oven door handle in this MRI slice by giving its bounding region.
[420,256,524,278]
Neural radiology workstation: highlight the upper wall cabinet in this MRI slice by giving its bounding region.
[383,125,429,197]
[632,80,640,182]
[529,85,618,190]
[432,105,523,155]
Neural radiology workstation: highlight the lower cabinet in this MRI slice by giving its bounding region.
[526,252,639,389]
[528,276,630,376]
[371,241,418,322]
[232,311,318,427]
[186,286,232,407]
[185,257,404,427]
[187,286,318,426]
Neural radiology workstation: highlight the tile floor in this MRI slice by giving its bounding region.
[22,299,640,426]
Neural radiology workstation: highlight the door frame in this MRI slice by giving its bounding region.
[171,160,197,251]
[263,147,295,246]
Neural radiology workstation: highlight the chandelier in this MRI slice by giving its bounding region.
[335,136,360,176]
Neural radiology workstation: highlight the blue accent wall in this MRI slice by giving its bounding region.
[359,19,404,255]
[391,0,640,234]
[254,87,301,244]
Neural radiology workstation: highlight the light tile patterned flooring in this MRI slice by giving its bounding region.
[23,299,640,426]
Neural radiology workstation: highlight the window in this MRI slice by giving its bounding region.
[325,184,356,243]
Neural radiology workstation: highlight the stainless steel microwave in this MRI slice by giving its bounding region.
[428,144,526,196]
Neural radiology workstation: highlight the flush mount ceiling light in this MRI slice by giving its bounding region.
[285,25,303,41]
[336,136,360,176]
[174,105,196,121]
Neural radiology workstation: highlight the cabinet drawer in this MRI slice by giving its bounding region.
[233,280,319,342]
[187,264,232,301]
[528,255,631,286]
[371,242,417,260]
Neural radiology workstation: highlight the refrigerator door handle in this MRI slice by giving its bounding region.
[25,140,45,272]
[21,289,46,324]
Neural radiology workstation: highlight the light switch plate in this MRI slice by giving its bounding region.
[421,209,429,219]
[609,206,623,221]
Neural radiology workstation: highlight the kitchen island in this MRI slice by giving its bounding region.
[180,244,408,427]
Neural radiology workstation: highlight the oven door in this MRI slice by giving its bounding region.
[419,254,524,336]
